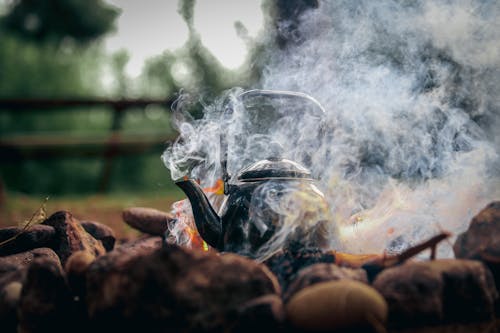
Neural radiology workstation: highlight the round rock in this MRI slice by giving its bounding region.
[286,279,388,332]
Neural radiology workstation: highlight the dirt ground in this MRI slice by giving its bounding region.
[0,191,184,241]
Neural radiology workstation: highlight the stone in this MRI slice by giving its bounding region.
[264,247,335,292]
[0,248,65,333]
[42,211,105,265]
[0,248,60,274]
[86,244,280,333]
[0,248,60,293]
[122,207,174,235]
[80,221,116,252]
[453,201,500,288]
[231,294,285,333]
[453,201,500,260]
[87,236,162,274]
[0,225,55,256]
[0,282,22,333]
[284,263,368,302]
[373,259,498,327]
[17,258,76,333]
[65,251,96,299]
[286,279,388,332]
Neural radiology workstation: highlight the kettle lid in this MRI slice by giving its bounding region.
[237,158,313,182]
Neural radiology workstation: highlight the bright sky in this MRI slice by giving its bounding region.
[105,0,265,77]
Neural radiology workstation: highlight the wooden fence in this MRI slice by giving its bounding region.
[0,98,178,196]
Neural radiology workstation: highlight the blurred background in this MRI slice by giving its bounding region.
[0,0,299,237]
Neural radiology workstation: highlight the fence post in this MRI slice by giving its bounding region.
[0,175,5,207]
[98,104,126,192]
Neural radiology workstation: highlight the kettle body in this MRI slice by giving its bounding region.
[176,158,332,257]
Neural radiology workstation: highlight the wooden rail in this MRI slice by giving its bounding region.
[0,98,178,193]
[0,98,174,110]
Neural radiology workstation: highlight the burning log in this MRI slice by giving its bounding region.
[0,225,56,256]
[373,259,498,328]
[42,211,106,265]
[122,206,174,236]
[361,231,452,281]
[80,221,116,252]
[86,244,279,333]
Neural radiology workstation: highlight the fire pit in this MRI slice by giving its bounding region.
[0,202,499,333]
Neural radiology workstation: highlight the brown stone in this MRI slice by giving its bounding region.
[286,279,388,332]
[0,249,63,333]
[42,211,105,265]
[0,248,60,293]
[122,206,174,235]
[0,247,60,274]
[231,294,285,333]
[17,258,76,333]
[0,282,22,333]
[453,202,500,289]
[264,247,336,292]
[284,263,368,302]
[80,220,116,252]
[86,244,280,333]
[0,225,55,256]
[87,236,162,273]
[65,251,96,299]
[454,201,500,260]
[373,259,498,327]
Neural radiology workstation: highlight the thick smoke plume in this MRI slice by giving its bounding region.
[163,0,500,259]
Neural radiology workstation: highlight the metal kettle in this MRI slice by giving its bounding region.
[175,90,331,256]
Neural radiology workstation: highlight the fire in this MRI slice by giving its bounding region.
[170,179,225,252]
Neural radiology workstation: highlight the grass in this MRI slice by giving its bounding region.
[0,188,185,241]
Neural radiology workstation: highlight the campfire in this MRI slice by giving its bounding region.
[0,202,500,333]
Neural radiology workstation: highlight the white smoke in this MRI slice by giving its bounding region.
[258,0,500,256]
[163,0,500,258]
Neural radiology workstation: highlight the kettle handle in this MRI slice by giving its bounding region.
[218,89,327,189]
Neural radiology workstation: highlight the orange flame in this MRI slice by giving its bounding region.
[204,178,225,195]
[172,179,225,252]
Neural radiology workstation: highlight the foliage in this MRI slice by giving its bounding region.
[139,52,178,98]
[2,0,119,45]
[0,0,276,196]
[0,33,103,99]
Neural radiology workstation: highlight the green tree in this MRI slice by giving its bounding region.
[2,0,119,45]
[0,0,119,195]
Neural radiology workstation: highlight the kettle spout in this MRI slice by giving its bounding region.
[175,179,222,249]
